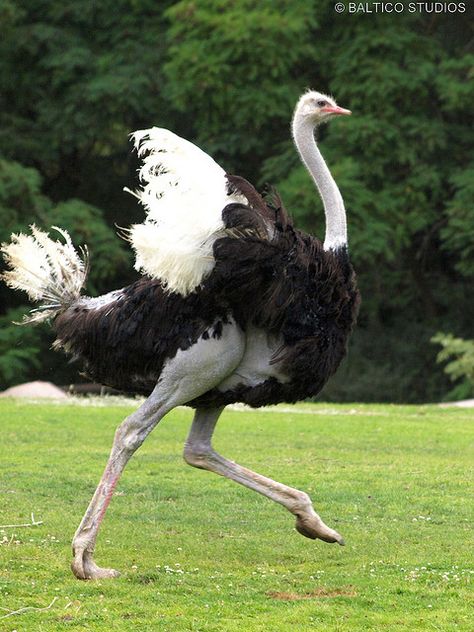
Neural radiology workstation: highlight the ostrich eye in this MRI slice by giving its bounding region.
[316,100,328,107]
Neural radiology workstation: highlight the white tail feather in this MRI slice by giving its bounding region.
[1,226,88,323]
[125,127,244,295]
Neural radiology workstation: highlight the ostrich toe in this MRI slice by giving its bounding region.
[71,547,120,580]
[295,513,345,545]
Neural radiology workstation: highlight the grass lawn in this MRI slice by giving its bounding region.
[0,399,472,631]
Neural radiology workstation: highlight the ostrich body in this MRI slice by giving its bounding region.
[1,91,360,580]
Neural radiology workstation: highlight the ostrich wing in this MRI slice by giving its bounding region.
[125,128,245,296]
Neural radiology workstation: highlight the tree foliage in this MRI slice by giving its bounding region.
[432,333,474,400]
[0,0,472,401]
[0,307,43,385]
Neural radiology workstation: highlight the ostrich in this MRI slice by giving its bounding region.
[1,91,360,580]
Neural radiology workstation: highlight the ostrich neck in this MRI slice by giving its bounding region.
[292,115,347,250]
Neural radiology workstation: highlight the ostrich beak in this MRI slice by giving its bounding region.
[322,105,352,116]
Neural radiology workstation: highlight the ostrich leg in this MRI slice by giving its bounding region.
[184,408,344,545]
[71,324,245,579]
[71,394,171,579]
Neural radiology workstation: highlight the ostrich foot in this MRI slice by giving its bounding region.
[71,547,120,580]
[295,513,345,545]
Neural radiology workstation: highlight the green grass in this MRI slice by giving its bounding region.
[0,400,472,631]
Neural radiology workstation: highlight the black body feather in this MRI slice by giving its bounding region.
[53,176,360,406]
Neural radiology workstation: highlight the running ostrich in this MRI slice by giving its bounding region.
[1,91,360,580]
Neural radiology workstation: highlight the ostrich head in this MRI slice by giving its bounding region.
[294,91,351,126]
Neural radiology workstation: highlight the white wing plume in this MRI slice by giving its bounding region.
[125,128,244,296]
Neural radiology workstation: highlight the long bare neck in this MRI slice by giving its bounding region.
[292,114,347,250]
